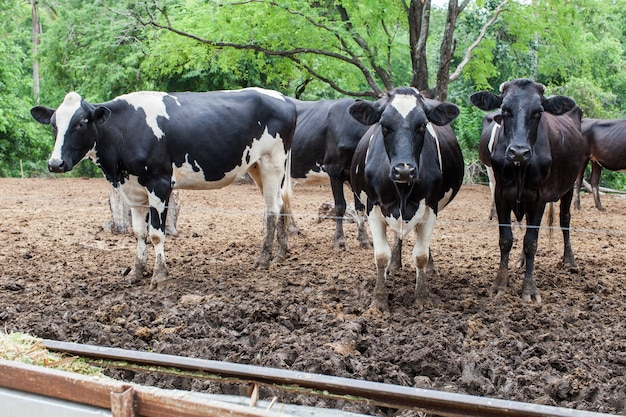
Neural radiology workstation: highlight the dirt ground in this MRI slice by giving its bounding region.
[1,177,625,416]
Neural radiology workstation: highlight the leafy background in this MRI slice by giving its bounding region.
[1,0,625,189]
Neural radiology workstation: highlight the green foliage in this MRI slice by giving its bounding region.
[0,0,51,177]
[553,77,618,119]
[1,0,626,190]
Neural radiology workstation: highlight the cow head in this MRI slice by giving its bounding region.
[349,87,459,184]
[469,78,576,167]
[31,92,111,173]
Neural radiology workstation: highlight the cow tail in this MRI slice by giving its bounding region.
[546,201,555,243]
[281,149,293,231]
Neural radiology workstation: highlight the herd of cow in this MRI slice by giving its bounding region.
[29,78,625,309]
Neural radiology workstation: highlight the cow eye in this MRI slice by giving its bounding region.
[501,108,511,118]
[75,119,88,130]
[533,110,543,119]
[381,125,393,135]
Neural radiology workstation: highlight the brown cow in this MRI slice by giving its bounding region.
[574,118,626,211]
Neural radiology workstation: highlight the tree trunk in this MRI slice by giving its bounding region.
[30,0,41,103]
[105,188,181,236]
[434,1,461,101]
[408,0,432,93]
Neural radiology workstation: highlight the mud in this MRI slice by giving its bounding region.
[1,178,625,415]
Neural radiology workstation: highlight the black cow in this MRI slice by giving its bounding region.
[470,78,585,302]
[349,87,464,310]
[289,98,371,249]
[31,88,296,289]
[574,118,626,211]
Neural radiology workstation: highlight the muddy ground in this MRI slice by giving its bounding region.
[0,177,625,416]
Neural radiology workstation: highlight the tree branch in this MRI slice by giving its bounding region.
[449,0,509,81]
[127,2,383,97]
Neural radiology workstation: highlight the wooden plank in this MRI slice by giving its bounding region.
[0,359,294,417]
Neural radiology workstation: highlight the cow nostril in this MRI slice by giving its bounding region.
[48,159,66,173]
[506,145,531,164]
[392,163,417,182]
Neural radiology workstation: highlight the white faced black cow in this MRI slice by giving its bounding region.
[31,88,296,289]
[470,78,585,303]
[574,118,626,211]
[349,87,464,310]
[289,98,371,249]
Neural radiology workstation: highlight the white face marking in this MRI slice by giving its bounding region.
[117,92,180,139]
[223,87,285,101]
[390,94,418,119]
[171,127,285,190]
[51,92,83,162]
[488,123,500,152]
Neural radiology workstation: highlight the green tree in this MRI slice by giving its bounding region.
[124,0,509,99]
[0,0,50,177]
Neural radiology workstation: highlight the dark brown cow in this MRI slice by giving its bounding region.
[574,118,626,211]
[470,79,585,303]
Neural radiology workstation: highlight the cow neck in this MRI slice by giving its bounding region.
[512,165,527,221]
[426,122,443,172]
[392,181,416,221]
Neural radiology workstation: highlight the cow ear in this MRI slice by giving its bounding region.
[349,100,382,125]
[92,106,112,126]
[542,95,576,115]
[427,102,460,126]
[469,91,502,111]
[30,106,56,125]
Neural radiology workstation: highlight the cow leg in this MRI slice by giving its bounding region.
[128,205,149,284]
[353,192,372,249]
[573,160,587,210]
[590,162,605,211]
[368,207,391,311]
[389,236,402,275]
[119,181,152,284]
[521,206,544,303]
[413,208,437,304]
[560,189,576,269]
[248,152,288,268]
[493,205,513,297]
[147,191,170,290]
[327,167,347,250]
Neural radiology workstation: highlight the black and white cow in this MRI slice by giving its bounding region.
[349,87,464,310]
[31,88,296,289]
[470,79,585,303]
[289,98,371,249]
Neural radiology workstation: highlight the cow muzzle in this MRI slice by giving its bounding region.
[505,144,531,167]
[48,158,69,173]
[391,162,418,184]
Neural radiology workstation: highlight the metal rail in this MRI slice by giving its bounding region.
[42,339,616,417]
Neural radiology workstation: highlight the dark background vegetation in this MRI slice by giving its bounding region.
[2,0,625,188]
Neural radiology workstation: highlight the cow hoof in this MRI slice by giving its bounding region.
[369,298,389,313]
[521,290,541,303]
[333,240,347,251]
[255,256,271,270]
[149,273,170,291]
[490,285,507,298]
[359,239,372,249]
[274,250,288,263]
[125,267,148,285]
